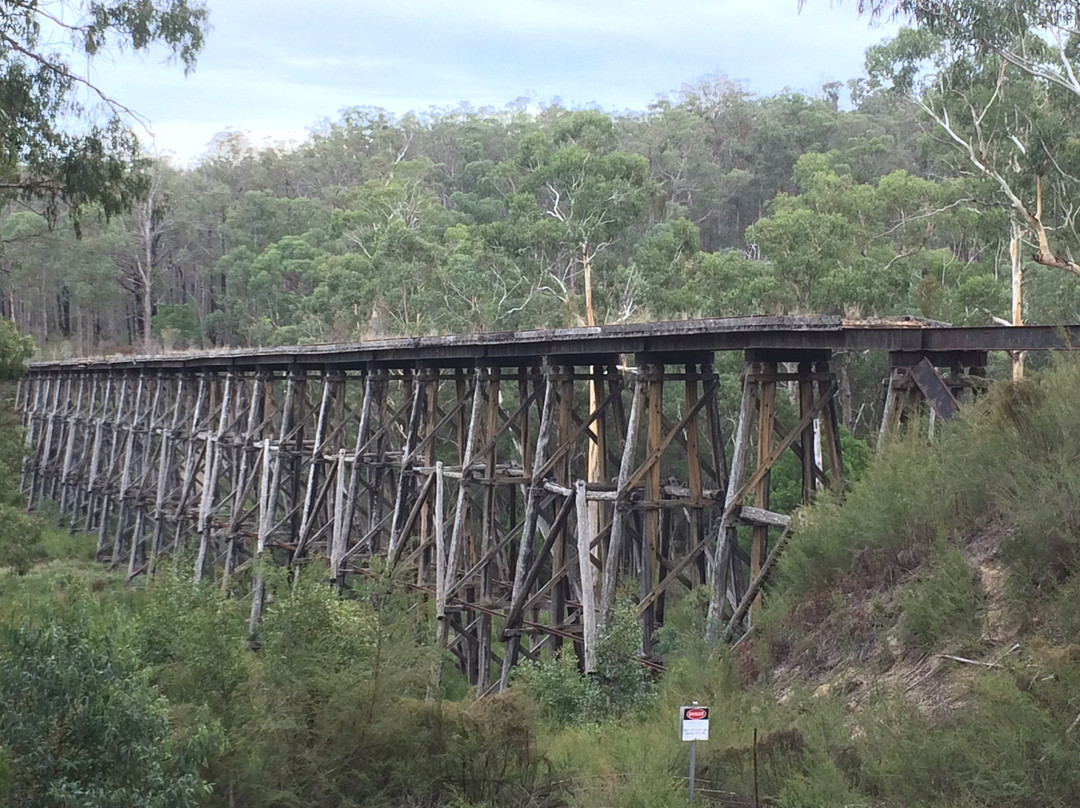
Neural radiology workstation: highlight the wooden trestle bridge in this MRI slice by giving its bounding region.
[17,316,1080,691]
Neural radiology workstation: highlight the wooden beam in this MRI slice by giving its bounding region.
[751,366,776,621]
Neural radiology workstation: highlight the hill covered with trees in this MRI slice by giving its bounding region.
[6,55,1079,358]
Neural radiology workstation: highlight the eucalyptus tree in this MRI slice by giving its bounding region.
[0,0,208,224]
[746,151,1005,322]
[486,110,654,320]
[0,616,218,807]
[0,211,127,349]
[860,1,1080,281]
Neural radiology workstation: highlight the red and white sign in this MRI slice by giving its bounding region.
[680,705,710,741]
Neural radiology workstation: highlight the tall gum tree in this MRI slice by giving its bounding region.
[856,1,1080,282]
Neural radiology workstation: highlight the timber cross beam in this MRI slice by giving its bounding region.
[17,316,1080,688]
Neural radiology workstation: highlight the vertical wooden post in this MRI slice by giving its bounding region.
[417,369,441,586]
[446,368,484,634]
[434,461,448,625]
[128,373,165,578]
[750,363,776,622]
[388,371,423,564]
[45,375,71,502]
[600,372,643,628]
[431,460,449,697]
[85,375,111,538]
[149,376,184,567]
[478,367,500,690]
[370,370,389,549]
[706,368,754,640]
[575,479,597,673]
[799,362,816,505]
[34,373,63,508]
[501,370,555,691]
[294,372,334,560]
[818,358,845,499]
[223,373,266,587]
[195,373,233,581]
[20,373,44,499]
[641,361,664,655]
[173,376,207,552]
[685,364,704,588]
[68,374,98,527]
[250,374,297,639]
[329,449,348,586]
[337,375,373,577]
[59,375,86,515]
[111,374,145,568]
[552,364,574,655]
[588,364,606,574]
[103,378,126,564]
[285,374,308,563]
[703,361,729,497]
[879,369,903,449]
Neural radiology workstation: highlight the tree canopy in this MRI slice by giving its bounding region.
[0,0,208,224]
[861,0,1080,277]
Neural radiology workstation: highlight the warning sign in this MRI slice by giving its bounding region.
[680,704,710,741]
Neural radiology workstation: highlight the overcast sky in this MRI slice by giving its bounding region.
[83,0,900,165]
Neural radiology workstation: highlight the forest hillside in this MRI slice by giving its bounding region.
[6,61,1079,362]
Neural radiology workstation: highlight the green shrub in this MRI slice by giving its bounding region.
[858,674,1080,808]
[0,503,45,574]
[151,303,203,348]
[774,437,943,601]
[517,646,599,726]
[899,541,983,653]
[0,611,219,808]
[516,598,652,726]
[134,572,249,719]
[775,755,856,808]
[386,691,550,805]
[39,526,96,561]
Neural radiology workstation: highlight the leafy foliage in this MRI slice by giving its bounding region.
[900,541,983,651]
[0,611,218,808]
[516,597,652,726]
[0,503,44,575]
[0,1,208,223]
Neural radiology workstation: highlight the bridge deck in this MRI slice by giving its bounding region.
[27,316,1080,372]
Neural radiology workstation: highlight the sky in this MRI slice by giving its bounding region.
[82,0,901,165]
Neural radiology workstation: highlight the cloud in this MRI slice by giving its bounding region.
[85,0,898,162]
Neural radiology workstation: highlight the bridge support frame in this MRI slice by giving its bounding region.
[21,347,845,685]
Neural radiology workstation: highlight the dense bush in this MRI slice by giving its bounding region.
[127,567,559,808]
[0,610,218,808]
[857,673,1080,808]
[0,503,45,574]
[516,598,652,726]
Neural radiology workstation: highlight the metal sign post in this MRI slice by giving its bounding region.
[689,738,697,805]
[680,702,709,804]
